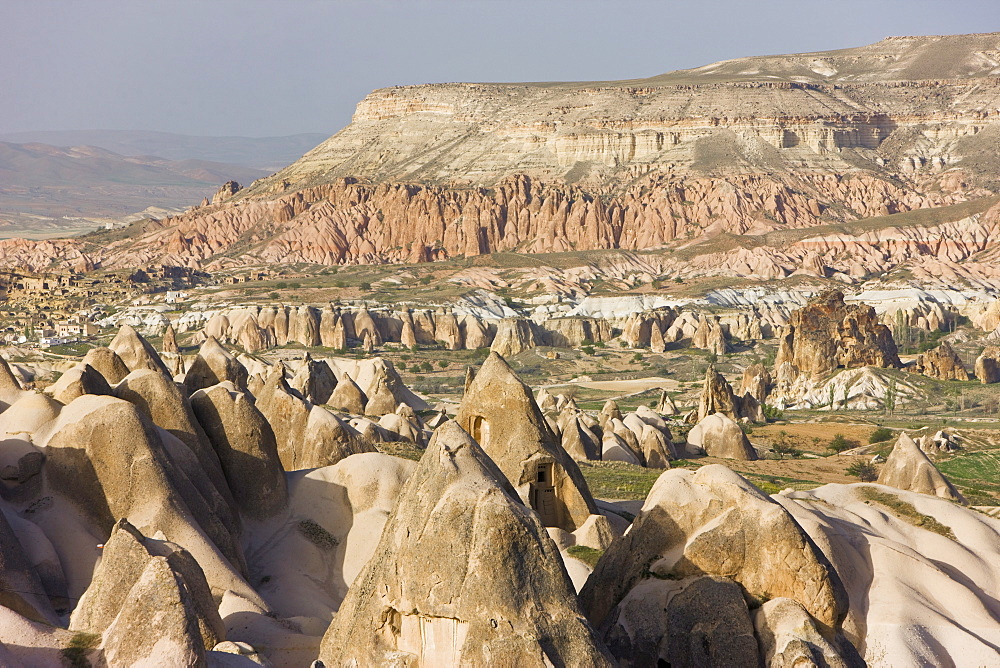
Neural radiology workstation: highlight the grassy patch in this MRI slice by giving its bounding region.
[297,519,340,550]
[859,488,955,539]
[566,545,604,568]
[577,461,666,500]
[938,450,1000,506]
[376,441,424,461]
[61,632,100,668]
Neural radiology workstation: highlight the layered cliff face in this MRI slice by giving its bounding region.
[6,33,1000,277]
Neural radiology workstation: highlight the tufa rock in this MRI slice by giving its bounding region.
[912,341,970,381]
[318,421,613,666]
[877,433,966,503]
[456,353,599,532]
[687,412,757,460]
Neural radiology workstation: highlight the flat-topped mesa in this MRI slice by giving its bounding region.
[776,290,902,379]
[269,32,1000,191]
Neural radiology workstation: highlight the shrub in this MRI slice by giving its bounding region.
[632,353,643,362]
[762,404,783,422]
[869,427,893,444]
[419,275,432,285]
[438,360,448,368]
[581,345,595,356]
[288,282,301,289]
[846,461,879,482]
[359,282,372,292]
[274,281,288,289]
[828,433,853,453]
[771,442,801,459]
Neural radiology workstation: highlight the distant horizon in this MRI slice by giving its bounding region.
[5,0,1000,137]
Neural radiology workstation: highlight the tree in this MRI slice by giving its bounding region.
[828,433,852,453]
[884,379,897,416]
[846,461,879,482]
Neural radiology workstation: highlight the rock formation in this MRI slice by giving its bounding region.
[776,290,901,379]
[456,353,599,531]
[190,383,288,519]
[490,318,539,357]
[974,345,1000,383]
[687,413,758,460]
[877,433,966,503]
[698,365,739,421]
[184,336,250,393]
[912,341,970,381]
[318,422,613,666]
[580,465,847,664]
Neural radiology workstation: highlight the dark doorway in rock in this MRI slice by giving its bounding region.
[530,462,558,526]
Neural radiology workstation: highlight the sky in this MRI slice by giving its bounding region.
[4,0,1000,139]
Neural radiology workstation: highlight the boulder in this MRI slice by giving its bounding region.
[877,433,965,503]
[184,336,249,393]
[190,383,288,519]
[912,342,970,381]
[456,353,600,532]
[688,413,757,460]
[317,421,613,666]
[580,466,847,642]
[974,345,1000,383]
[108,324,171,376]
[81,347,130,385]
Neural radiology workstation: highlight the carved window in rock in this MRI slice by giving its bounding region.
[470,415,490,448]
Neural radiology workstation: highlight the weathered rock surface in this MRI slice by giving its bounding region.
[698,364,738,421]
[877,433,966,502]
[108,325,172,377]
[754,597,848,668]
[456,353,599,531]
[490,317,540,357]
[776,483,1000,665]
[974,345,1000,383]
[318,421,613,666]
[190,383,288,519]
[776,290,901,379]
[184,336,249,393]
[70,519,224,652]
[912,341,970,381]
[688,412,757,460]
[580,465,846,644]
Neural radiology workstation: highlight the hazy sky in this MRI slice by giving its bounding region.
[4,0,1000,138]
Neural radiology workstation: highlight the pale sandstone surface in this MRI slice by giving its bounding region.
[318,422,614,666]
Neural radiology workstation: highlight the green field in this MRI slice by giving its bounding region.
[938,449,1000,506]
